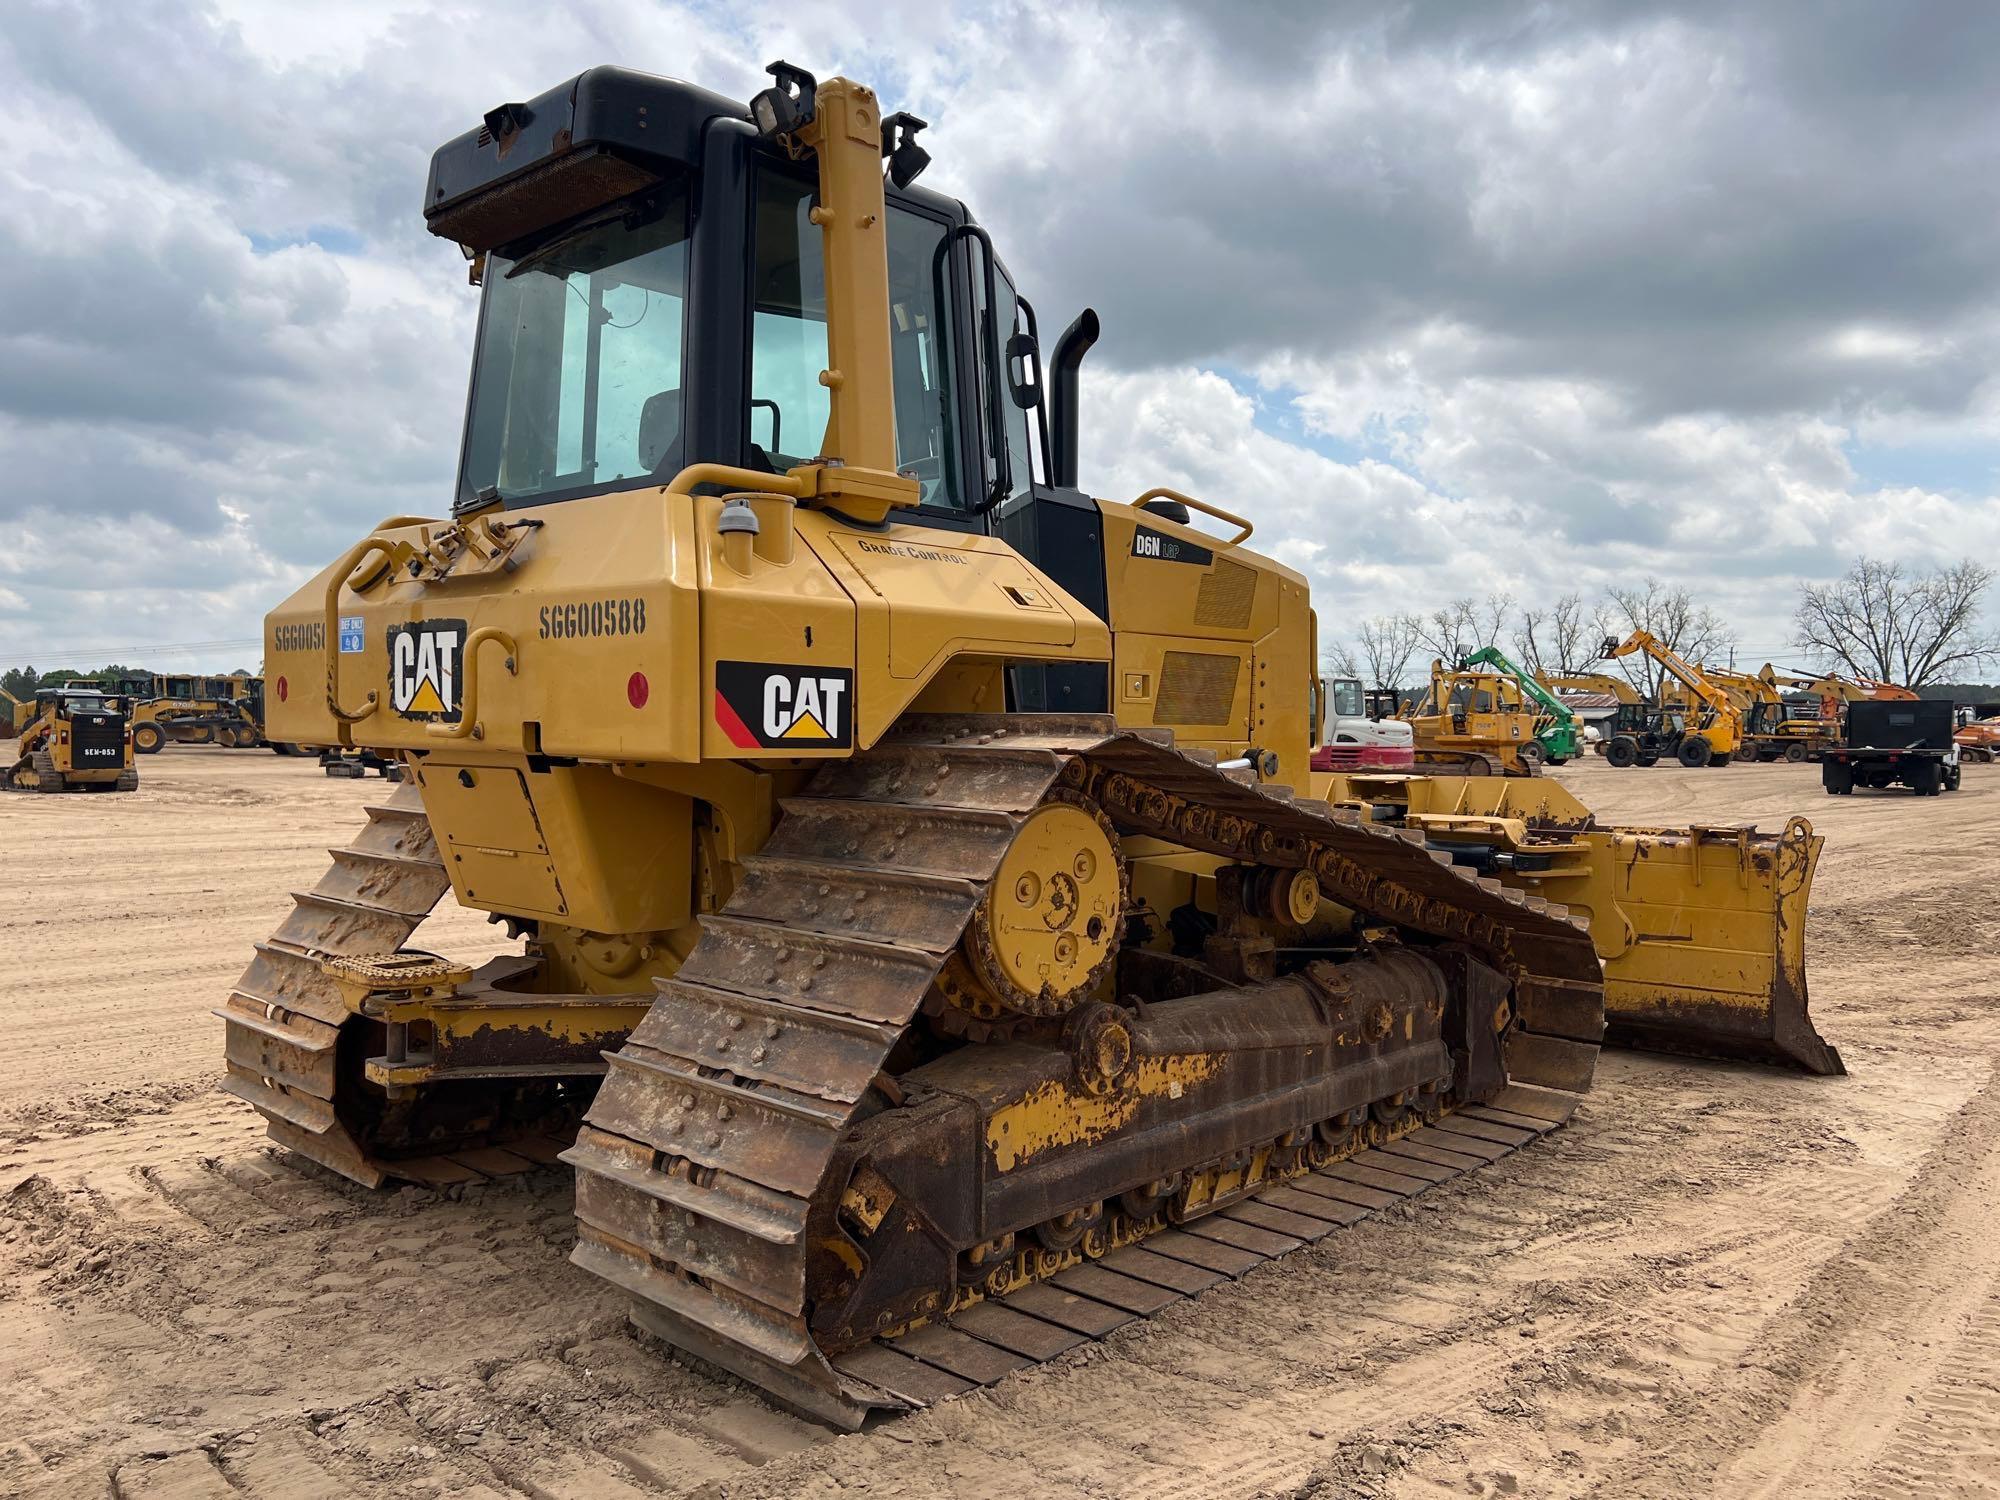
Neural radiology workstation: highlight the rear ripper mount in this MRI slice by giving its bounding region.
[561,713,1607,1428]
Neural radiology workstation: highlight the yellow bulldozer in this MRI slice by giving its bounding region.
[1397,659,1546,776]
[226,62,1840,1427]
[4,684,139,793]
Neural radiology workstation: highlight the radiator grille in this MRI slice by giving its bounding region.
[1155,652,1241,726]
[1193,558,1258,630]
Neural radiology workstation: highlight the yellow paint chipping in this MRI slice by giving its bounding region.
[985,1054,1223,1173]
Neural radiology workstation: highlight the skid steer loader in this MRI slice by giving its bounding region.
[4,685,138,792]
[228,63,1840,1427]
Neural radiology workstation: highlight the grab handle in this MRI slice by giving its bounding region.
[427,627,518,741]
[325,539,397,726]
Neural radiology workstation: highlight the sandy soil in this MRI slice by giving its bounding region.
[2,747,1995,1499]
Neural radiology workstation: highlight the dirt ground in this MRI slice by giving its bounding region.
[2,747,1995,1499]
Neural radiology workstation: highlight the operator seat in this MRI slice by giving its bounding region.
[641,388,780,478]
[639,389,684,479]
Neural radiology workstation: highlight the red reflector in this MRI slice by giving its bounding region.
[276,676,289,702]
[627,672,649,709]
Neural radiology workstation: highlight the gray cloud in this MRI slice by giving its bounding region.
[0,0,1995,671]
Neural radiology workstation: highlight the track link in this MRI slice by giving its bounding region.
[214,781,554,1187]
[565,714,1606,1424]
[837,1082,1579,1409]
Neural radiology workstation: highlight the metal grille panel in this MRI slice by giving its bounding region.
[1154,651,1241,726]
[1193,559,1258,630]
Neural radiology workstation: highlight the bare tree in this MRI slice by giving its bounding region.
[1371,614,1424,694]
[1594,578,1735,699]
[1339,613,1423,695]
[1474,590,1515,655]
[1514,592,1591,675]
[1321,637,1361,681]
[1793,557,2000,689]
[1411,599,1472,664]
[1411,593,1512,666]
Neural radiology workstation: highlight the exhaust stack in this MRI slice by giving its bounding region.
[1048,308,1099,488]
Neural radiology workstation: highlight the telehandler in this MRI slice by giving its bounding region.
[1597,631,1743,767]
[229,63,1838,1427]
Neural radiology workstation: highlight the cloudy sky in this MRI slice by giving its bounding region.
[3,0,1998,673]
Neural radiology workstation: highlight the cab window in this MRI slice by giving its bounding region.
[748,170,962,507]
[973,263,1036,504]
[461,179,691,506]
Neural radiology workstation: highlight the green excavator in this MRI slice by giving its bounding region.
[1460,647,1585,765]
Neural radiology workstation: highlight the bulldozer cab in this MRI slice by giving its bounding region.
[443,69,1036,530]
[422,65,1310,762]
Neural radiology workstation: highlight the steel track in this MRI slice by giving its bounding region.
[564,713,1607,1425]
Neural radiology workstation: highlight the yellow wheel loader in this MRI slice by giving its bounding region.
[4,685,138,793]
[227,63,1840,1428]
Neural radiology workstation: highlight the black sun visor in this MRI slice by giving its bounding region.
[424,66,747,253]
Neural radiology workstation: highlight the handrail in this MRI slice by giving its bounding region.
[663,464,810,499]
[1133,487,1254,545]
[325,538,397,726]
[427,627,519,741]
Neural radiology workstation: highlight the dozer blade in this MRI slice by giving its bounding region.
[1575,815,1839,1075]
[1314,772,1842,1076]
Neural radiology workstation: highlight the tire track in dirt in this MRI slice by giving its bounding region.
[6,732,2000,1498]
[1592,1067,2000,1499]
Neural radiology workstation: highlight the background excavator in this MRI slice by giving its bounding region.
[228,62,1841,1427]
[1694,665,1837,763]
[1311,675,1414,770]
